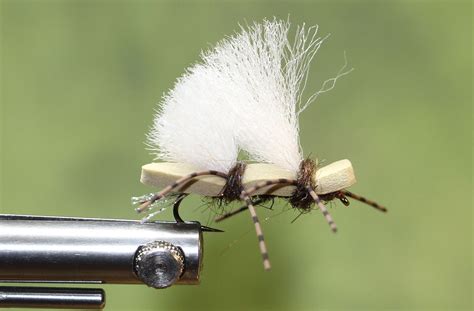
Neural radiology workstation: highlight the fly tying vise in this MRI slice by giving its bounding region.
[133,19,386,271]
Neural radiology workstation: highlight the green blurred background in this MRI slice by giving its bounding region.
[0,1,471,310]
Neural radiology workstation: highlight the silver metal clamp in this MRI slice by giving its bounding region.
[0,214,205,309]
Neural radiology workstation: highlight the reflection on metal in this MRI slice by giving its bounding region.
[0,214,205,308]
[134,240,185,289]
[0,286,105,309]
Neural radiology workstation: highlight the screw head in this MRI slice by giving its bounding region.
[133,240,185,289]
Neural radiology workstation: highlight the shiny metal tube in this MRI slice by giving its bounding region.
[0,214,202,286]
[0,286,105,309]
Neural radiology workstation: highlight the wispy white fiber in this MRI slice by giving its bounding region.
[147,65,239,172]
[147,18,350,173]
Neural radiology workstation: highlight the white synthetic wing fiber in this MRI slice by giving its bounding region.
[147,64,239,172]
[148,18,349,173]
[201,19,329,172]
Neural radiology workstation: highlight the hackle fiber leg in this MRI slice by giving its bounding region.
[136,170,228,213]
[307,187,337,233]
[222,179,295,223]
[244,179,298,196]
[342,190,387,212]
[215,198,272,223]
[215,205,249,223]
[240,191,271,271]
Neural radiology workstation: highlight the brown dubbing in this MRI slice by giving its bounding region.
[219,162,247,203]
[289,158,317,211]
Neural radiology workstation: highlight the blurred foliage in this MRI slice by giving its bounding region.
[0,1,471,310]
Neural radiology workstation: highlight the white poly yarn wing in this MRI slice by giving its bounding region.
[201,19,326,173]
[147,63,239,173]
[147,19,346,174]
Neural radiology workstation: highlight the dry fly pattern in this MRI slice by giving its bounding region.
[133,19,386,271]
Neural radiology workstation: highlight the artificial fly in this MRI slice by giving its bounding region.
[133,19,386,271]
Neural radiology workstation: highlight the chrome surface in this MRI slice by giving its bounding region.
[0,214,202,285]
[134,240,185,288]
[0,286,105,309]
